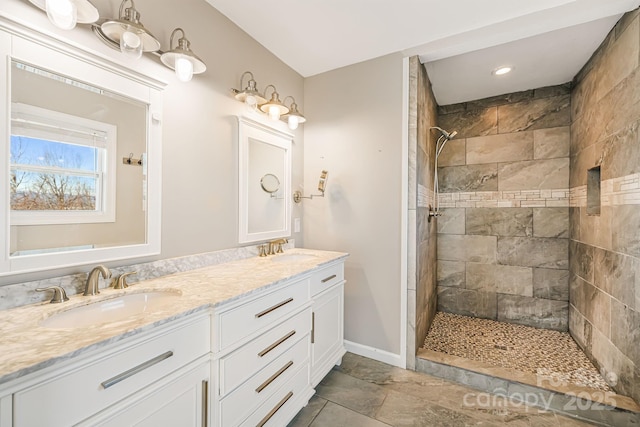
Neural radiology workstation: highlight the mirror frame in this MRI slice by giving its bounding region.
[0,17,164,276]
[238,116,292,244]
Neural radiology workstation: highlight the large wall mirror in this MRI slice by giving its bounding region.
[238,116,292,244]
[0,21,163,276]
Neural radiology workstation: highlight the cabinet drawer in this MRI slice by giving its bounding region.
[310,263,344,296]
[14,315,210,427]
[219,308,311,396]
[217,279,309,351]
[240,364,310,427]
[219,336,309,427]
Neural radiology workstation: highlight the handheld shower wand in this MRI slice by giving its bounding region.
[429,126,457,220]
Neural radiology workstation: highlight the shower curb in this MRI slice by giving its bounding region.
[415,354,640,427]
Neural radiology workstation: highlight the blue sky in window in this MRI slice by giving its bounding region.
[10,136,97,171]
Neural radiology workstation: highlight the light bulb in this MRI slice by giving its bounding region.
[120,31,142,59]
[268,105,280,121]
[288,115,299,130]
[175,57,194,82]
[45,0,77,30]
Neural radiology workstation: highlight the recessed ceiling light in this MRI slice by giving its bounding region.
[493,66,513,76]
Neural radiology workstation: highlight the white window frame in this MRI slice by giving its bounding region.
[10,103,117,225]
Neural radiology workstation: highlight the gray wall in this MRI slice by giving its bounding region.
[303,53,405,358]
[407,58,439,367]
[435,85,571,331]
[569,9,640,403]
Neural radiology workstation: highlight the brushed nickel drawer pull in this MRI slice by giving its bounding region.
[101,351,173,389]
[258,330,296,357]
[255,298,294,318]
[202,380,209,427]
[311,312,315,344]
[257,391,293,427]
[321,274,337,283]
[255,361,294,393]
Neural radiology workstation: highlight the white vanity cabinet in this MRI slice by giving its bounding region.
[4,313,211,427]
[212,277,315,427]
[310,262,347,386]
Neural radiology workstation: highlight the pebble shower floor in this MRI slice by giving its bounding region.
[422,312,611,392]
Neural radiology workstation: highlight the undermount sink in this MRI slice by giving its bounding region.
[270,253,317,263]
[40,291,181,329]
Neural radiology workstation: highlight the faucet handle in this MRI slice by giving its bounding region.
[36,286,70,304]
[276,242,284,253]
[113,271,137,290]
[258,245,267,257]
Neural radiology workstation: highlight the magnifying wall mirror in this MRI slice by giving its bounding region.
[238,117,292,244]
[0,23,163,276]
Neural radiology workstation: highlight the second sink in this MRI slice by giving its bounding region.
[40,291,181,329]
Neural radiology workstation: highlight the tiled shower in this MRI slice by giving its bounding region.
[408,8,640,404]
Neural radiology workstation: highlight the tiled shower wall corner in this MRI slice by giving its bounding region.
[406,57,439,368]
[435,84,571,331]
[569,9,640,403]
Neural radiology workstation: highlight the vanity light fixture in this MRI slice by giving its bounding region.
[98,0,160,59]
[160,28,206,82]
[28,0,99,30]
[282,96,306,130]
[493,66,513,76]
[260,85,289,121]
[232,71,267,108]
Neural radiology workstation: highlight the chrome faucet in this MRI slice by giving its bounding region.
[83,265,112,296]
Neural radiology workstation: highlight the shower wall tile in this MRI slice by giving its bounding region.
[438,164,498,192]
[569,240,594,283]
[593,247,637,308]
[466,263,533,296]
[466,208,533,237]
[534,126,570,159]
[599,121,640,181]
[611,204,640,258]
[437,286,497,319]
[436,208,465,235]
[437,234,497,263]
[591,327,636,398]
[436,138,465,167]
[497,295,568,331]
[438,107,497,139]
[569,305,593,353]
[497,95,571,133]
[570,275,611,339]
[533,268,569,301]
[466,132,533,165]
[497,237,569,270]
[610,298,640,367]
[436,260,465,288]
[497,158,569,191]
[532,207,569,238]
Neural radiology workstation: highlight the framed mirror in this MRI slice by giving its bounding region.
[0,22,163,276]
[238,116,292,244]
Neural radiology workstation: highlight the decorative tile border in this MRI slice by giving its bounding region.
[570,172,640,207]
[438,189,569,208]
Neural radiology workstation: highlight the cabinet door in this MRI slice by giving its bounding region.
[89,362,210,427]
[311,282,346,387]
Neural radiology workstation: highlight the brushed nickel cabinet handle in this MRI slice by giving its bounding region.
[255,361,293,393]
[321,274,337,283]
[311,312,315,344]
[202,380,209,427]
[257,391,293,427]
[255,298,294,318]
[258,330,296,357]
[101,351,173,389]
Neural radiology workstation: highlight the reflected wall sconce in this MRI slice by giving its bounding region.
[293,170,328,203]
[98,0,160,59]
[282,96,306,130]
[231,71,267,108]
[260,85,289,121]
[28,0,99,30]
[160,28,206,82]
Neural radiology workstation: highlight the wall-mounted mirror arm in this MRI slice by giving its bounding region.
[293,170,328,203]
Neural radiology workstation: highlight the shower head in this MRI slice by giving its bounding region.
[430,126,458,141]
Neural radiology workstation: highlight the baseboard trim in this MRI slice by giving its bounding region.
[343,340,403,368]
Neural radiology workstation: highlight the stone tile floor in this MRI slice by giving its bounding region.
[422,313,610,392]
[288,352,595,426]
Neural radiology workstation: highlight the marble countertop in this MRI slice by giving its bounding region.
[0,248,348,387]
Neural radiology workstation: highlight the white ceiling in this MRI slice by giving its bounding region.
[205,0,640,105]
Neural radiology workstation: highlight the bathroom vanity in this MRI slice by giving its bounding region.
[0,249,347,427]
